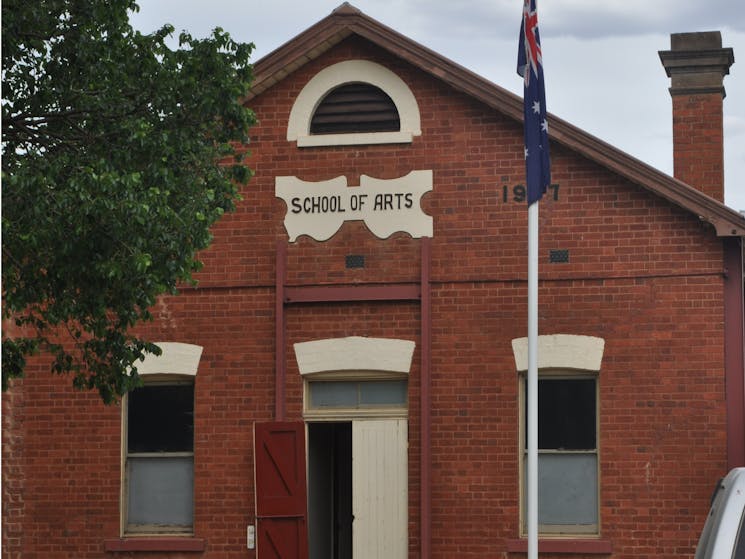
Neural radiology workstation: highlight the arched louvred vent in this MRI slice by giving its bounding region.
[310,83,400,134]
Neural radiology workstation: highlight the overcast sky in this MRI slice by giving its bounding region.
[130,0,745,210]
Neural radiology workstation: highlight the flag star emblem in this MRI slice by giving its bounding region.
[517,0,551,205]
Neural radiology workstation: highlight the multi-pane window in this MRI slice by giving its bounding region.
[308,379,408,410]
[522,376,599,534]
[125,382,194,533]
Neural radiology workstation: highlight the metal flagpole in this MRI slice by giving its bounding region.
[518,0,549,554]
[527,201,539,559]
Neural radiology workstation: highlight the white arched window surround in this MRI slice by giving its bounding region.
[287,60,422,147]
[122,342,203,537]
[295,336,415,420]
[511,334,605,536]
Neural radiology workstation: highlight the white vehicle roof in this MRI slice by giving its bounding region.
[695,467,745,559]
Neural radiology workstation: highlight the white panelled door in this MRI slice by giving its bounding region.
[352,419,408,559]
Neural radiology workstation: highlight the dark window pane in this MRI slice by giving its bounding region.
[128,384,194,452]
[525,378,596,450]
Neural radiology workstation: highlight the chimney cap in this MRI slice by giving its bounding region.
[671,30,724,50]
[659,31,734,97]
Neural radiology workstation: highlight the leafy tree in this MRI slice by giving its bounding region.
[2,0,256,402]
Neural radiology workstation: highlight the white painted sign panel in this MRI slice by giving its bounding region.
[275,170,433,242]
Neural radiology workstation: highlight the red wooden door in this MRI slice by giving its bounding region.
[254,421,308,559]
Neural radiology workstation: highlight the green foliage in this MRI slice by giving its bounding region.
[2,0,256,403]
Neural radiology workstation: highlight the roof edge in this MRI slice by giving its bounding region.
[546,112,745,237]
[248,4,745,238]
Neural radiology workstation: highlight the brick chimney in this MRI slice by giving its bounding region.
[659,32,734,201]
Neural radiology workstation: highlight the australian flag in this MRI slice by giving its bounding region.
[517,0,551,205]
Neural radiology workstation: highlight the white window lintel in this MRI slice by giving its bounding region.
[135,342,203,377]
[511,334,605,373]
[294,336,415,375]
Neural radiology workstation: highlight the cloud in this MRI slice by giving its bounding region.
[541,0,745,38]
[725,115,745,136]
[351,0,745,42]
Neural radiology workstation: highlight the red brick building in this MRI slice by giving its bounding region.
[3,5,744,559]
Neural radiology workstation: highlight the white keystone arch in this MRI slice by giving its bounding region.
[287,60,422,147]
[135,342,203,376]
[511,334,605,372]
[294,336,415,375]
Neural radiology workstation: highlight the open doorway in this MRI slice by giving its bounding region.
[306,419,408,559]
[302,373,409,559]
[308,422,352,559]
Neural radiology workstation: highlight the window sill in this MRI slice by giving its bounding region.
[104,537,206,552]
[506,538,613,554]
[296,131,413,147]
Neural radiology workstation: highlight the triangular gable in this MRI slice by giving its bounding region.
[248,2,745,237]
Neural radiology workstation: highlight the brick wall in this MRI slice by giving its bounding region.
[2,36,729,558]
[672,93,725,200]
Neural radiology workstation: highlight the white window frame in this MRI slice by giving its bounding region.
[304,372,408,421]
[286,60,422,147]
[519,371,599,535]
[296,336,414,421]
[511,335,605,537]
[120,343,202,536]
